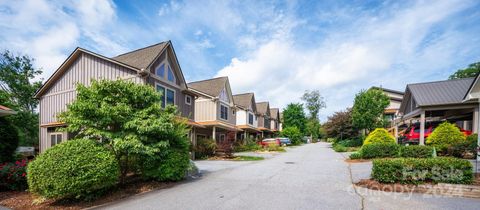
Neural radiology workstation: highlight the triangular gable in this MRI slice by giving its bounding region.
[34,47,139,98]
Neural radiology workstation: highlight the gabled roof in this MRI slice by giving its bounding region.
[0,105,16,116]
[256,102,270,115]
[270,108,279,120]
[112,42,168,70]
[233,93,255,110]
[188,77,228,97]
[371,86,404,95]
[399,78,475,113]
[463,73,480,101]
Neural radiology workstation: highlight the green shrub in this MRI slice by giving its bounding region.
[372,157,473,184]
[337,137,363,147]
[265,144,286,152]
[398,145,433,158]
[27,140,119,200]
[0,117,19,163]
[234,142,262,152]
[349,152,363,159]
[332,144,347,152]
[281,126,302,145]
[426,122,465,153]
[0,159,28,191]
[449,134,477,159]
[142,149,190,181]
[194,138,217,158]
[360,143,399,159]
[363,128,395,145]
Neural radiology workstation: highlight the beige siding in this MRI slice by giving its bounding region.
[258,115,264,127]
[194,99,216,122]
[216,101,236,125]
[39,52,142,153]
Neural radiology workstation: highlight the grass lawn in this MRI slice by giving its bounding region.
[232,156,265,161]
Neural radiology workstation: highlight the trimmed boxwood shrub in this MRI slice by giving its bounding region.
[426,122,465,153]
[372,157,473,184]
[398,145,433,158]
[360,143,399,159]
[449,134,478,159]
[27,140,119,200]
[349,152,362,159]
[0,117,19,163]
[142,149,190,181]
[363,128,395,145]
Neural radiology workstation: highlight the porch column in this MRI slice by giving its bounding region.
[394,125,398,142]
[212,126,216,140]
[419,110,426,145]
[244,130,247,140]
[473,107,479,134]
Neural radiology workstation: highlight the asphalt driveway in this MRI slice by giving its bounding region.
[99,143,480,210]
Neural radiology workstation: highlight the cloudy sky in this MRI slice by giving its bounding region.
[1,0,479,120]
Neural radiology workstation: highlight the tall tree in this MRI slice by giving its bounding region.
[323,108,358,140]
[282,103,307,134]
[301,90,326,120]
[0,50,42,146]
[351,89,389,133]
[449,62,480,79]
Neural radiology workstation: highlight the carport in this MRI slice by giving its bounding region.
[395,78,478,145]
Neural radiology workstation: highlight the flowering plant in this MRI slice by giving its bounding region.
[0,159,28,191]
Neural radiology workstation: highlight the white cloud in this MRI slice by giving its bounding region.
[216,0,477,120]
[0,0,122,81]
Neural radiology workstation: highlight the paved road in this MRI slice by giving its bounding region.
[100,143,480,210]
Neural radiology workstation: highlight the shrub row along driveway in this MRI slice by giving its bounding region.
[100,143,479,210]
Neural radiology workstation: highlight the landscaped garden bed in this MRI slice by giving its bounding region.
[0,177,176,210]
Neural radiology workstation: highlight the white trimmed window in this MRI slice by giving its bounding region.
[220,104,228,120]
[248,113,254,125]
[50,133,63,147]
[185,95,192,105]
[156,84,175,108]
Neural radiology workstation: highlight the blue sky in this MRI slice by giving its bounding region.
[1,0,480,120]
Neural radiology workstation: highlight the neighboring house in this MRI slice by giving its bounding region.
[233,93,260,140]
[371,86,404,125]
[0,105,16,117]
[34,41,200,153]
[270,108,280,133]
[396,78,478,145]
[279,112,283,132]
[256,102,272,138]
[188,77,241,144]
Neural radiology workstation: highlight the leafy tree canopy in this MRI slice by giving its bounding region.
[58,79,190,182]
[282,103,307,134]
[351,88,390,132]
[323,108,358,140]
[0,50,42,146]
[301,90,326,120]
[448,62,480,79]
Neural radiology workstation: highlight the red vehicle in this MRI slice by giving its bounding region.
[401,122,472,144]
[259,138,281,147]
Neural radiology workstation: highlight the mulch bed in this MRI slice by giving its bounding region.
[0,179,176,210]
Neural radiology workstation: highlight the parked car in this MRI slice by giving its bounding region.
[259,138,281,147]
[400,121,472,144]
[277,138,292,146]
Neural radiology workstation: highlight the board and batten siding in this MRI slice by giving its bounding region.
[194,98,216,122]
[39,52,143,152]
[236,109,247,125]
[216,101,236,125]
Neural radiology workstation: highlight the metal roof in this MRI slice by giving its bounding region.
[407,78,474,106]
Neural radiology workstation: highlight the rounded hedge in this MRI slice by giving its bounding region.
[27,140,119,199]
[426,122,465,152]
[142,150,190,181]
[0,117,19,163]
[363,128,395,145]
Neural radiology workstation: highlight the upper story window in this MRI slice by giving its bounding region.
[167,66,175,83]
[156,64,165,78]
[185,95,192,105]
[220,104,228,120]
[156,84,175,108]
[248,113,254,125]
[219,88,229,102]
[155,62,176,85]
